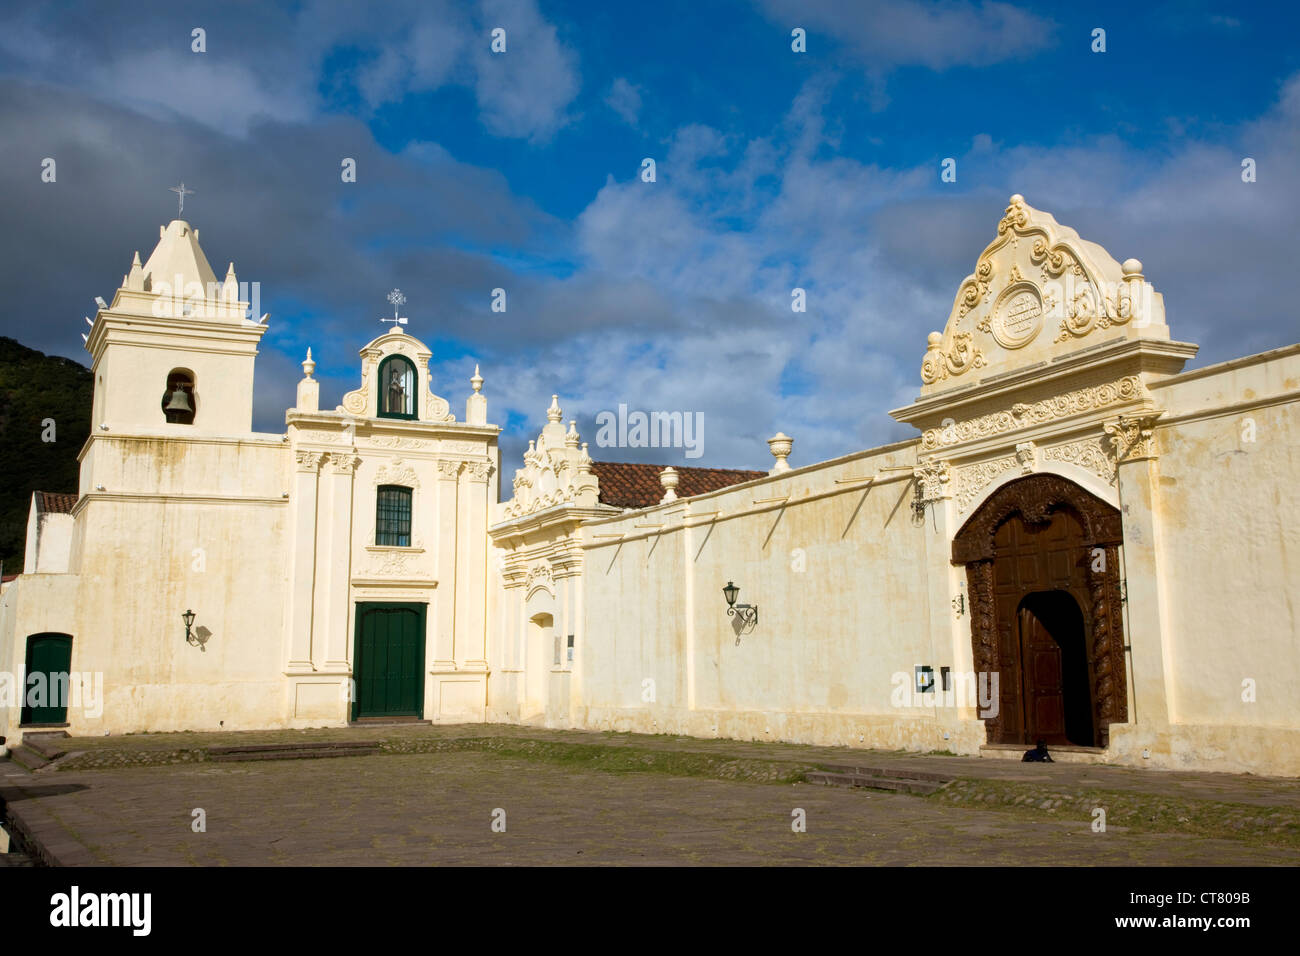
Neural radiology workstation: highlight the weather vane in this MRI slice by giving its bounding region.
[169,182,195,217]
[382,289,409,332]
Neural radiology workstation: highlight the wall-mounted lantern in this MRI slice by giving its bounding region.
[183,609,198,646]
[722,581,758,627]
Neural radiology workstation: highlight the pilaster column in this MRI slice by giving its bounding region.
[322,451,359,669]
[433,459,461,668]
[457,459,493,667]
[913,459,959,676]
[1107,415,1175,730]
[285,451,323,670]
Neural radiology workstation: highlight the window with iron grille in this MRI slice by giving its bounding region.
[376,485,412,546]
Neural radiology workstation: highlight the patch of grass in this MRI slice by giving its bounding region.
[382,736,815,784]
[934,777,1300,848]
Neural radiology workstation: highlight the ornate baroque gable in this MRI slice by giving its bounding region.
[338,331,455,422]
[919,195,1171,395]
[500,395,601,520]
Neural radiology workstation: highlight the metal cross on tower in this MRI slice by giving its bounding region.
[382,289,409,332]
[169,182,195,216]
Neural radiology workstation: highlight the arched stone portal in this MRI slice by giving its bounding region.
[953,474,1127,747]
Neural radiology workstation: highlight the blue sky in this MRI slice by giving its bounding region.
[2,0,1297,469]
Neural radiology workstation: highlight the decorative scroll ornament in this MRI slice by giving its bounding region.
[294,430,341,443]
[953,456,1017,513]
[1043,436,1114,484]
[367,550,415,577]
[369,436,433,450]
[920,331,988,385]
[436,459,463,479]
[525,562,555,596]
[462,459,494,482]
[920,376,1146,450]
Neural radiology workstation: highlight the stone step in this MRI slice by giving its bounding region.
[207,741,380,762]
[0,852,35,867]
[348,717,432,727]
[7,746,49,772]
[20,734,69,760]
[804,770,950,796]
[817,763,954,783]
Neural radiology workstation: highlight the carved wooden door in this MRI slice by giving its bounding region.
[1019,604,1067,744]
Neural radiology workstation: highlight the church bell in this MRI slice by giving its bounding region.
[164,387,192,413]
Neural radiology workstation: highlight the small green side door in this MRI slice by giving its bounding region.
[352,603,425,720]
[22,633,73,725]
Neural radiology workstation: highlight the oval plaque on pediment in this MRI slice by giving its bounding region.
[991,283,1044,349]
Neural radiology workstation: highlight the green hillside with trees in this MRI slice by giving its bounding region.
[0,337,91,574]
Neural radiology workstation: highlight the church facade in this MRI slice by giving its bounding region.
[2,197,1298,776]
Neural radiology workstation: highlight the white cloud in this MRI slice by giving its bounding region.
[756,0,1058,71]
[605,77,643,126]
[471,0,580,141]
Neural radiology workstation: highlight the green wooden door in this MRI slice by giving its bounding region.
[352,603,425,719]
[22,633,73,725]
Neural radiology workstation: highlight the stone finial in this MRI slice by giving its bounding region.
[1121,258,1143,277]
[578,442,593,474]
[466,363,487,425]
[659,466,679,503]
[547,394,562,423]
[296,347,320,412]
[566,419,579,447]
[767,432,793,474]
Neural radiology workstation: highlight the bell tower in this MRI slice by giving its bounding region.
[84,219,267,435]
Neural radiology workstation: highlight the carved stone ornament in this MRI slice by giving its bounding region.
[913,459,952,503]
[1104,414,1161,465]
[501,399,601,520]
[462,459,494,482]
[294,430,340,444]
[375,457,420,489]
[295,450,325,472]
[369,436,433,450]
[436,459,463,479]
[366,550,415,577]
[921,330,987,385]
[920,376,1146,451]
[1014,441,1037,474]
[1043,435,1115,484]
[953,456,1017,513]
[921,195,1166,392]
[525,562,555,596]
[329,454,361,476]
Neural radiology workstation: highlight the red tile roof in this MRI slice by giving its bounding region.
[591,461,766,509]
[36,491,79,514]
